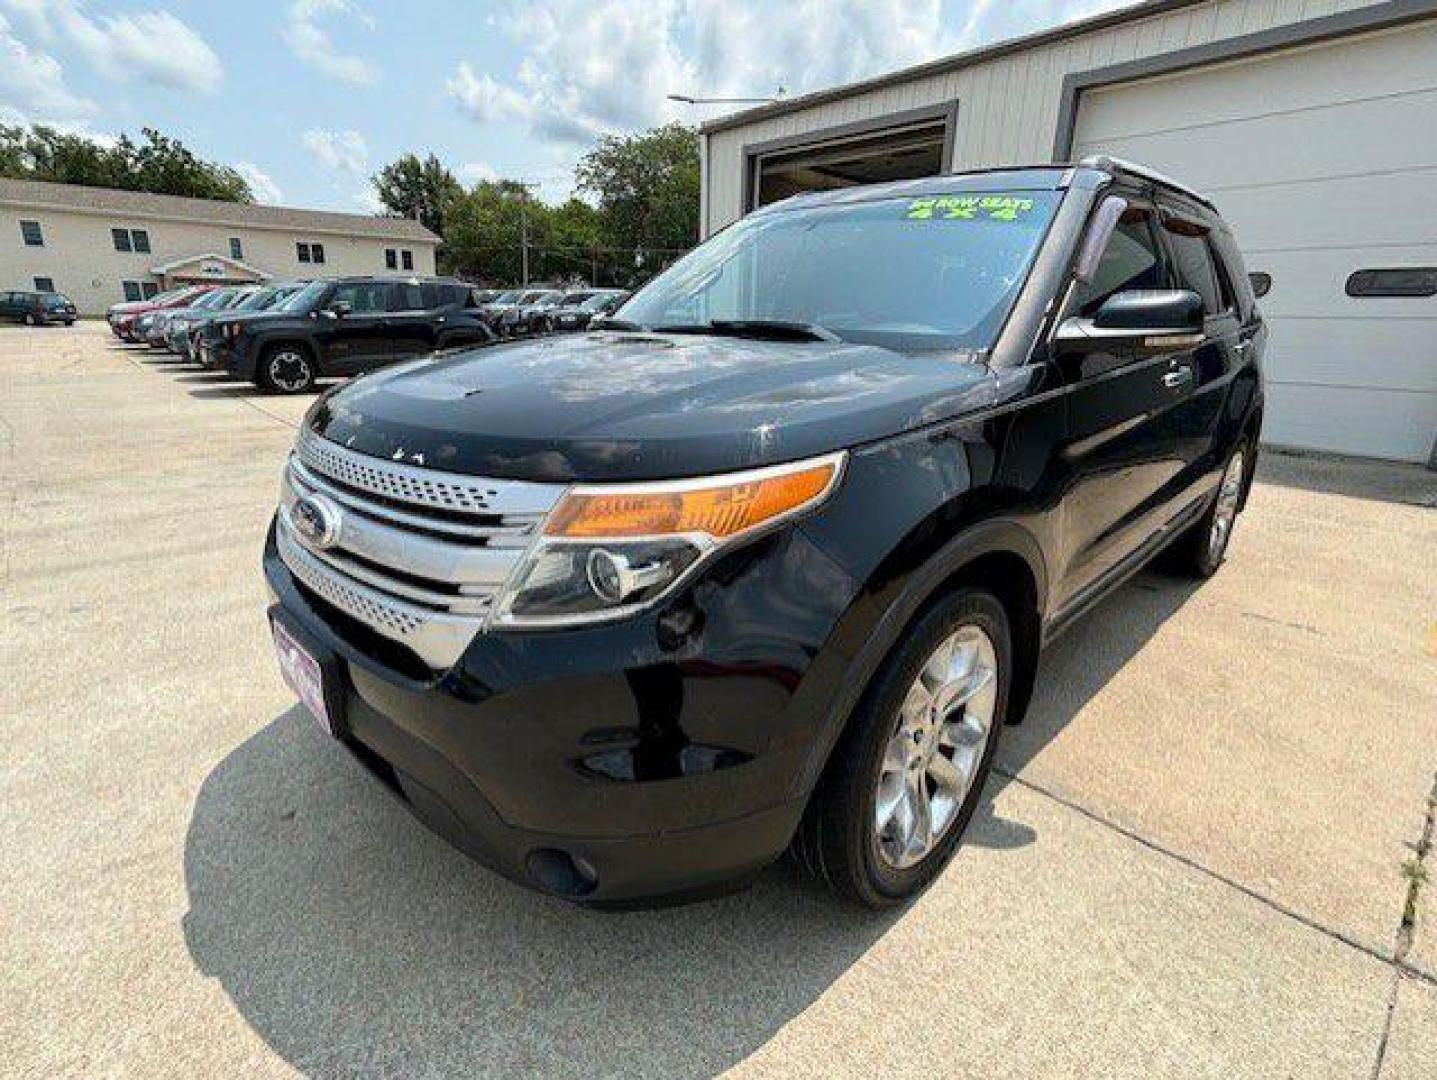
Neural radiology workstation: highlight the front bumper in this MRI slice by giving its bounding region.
[262,519,846,903]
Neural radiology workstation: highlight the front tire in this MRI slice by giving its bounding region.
[257,344,316,394]
[795,587,1011,908]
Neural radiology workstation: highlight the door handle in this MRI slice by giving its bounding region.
[1163,366,1194,390]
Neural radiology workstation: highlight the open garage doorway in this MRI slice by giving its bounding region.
[744,103,957,211]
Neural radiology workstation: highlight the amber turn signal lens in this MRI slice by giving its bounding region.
[545,458,840,540]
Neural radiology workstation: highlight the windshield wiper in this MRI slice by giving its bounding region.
[652,319,841,343]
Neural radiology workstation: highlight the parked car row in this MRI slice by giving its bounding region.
[2,289,77,325]
[105,275,497,393]
[477,286,629,338]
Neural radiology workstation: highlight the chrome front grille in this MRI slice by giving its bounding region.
[276,432,566,669]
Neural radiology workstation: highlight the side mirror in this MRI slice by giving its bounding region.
[325,300,352,319]
[588,314,609,331]
[1055,289,1203,353]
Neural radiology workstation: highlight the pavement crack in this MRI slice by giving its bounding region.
[1394,771,1436,964]
[993,766,1399,968]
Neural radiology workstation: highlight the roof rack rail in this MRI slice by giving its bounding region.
[1077,154,1217,211]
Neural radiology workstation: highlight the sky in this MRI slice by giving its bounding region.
[0,0,1133,213]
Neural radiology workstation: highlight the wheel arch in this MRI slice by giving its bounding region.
[793,519,1048,804]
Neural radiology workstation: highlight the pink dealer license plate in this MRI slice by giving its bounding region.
[272,619,333,735]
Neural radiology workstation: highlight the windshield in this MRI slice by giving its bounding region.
[278,281,328,313]
[618,190,1060,351]
[581,291,623,311]
[234,288,275,311]
[494,290,521,303]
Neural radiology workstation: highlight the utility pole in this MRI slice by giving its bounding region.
[515,180,539,286]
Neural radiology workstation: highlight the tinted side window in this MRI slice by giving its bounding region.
[1072,204,1166,316]
[1162,214,1222,314]
[1206,239,1238,313]
[329,282,387,312]
[387,282,425,311]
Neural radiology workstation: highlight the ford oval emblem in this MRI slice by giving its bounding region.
[291,493,342,550]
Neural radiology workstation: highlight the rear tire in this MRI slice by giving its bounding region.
[1170,441,1249,578]
[794,587,1011,908]
[257,343,316,394]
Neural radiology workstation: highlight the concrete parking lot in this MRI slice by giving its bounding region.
[3,321,1435,1078]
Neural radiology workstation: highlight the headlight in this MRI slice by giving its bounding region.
[490,452,845,628]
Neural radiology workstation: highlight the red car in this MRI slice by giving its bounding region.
[107,285,217,342]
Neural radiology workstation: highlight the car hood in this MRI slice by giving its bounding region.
[307,331,996,482]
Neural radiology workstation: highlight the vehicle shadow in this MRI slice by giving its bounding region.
[185,384,327,401]
[182,707,903,1078]
[995,571,1201,784]
[183,573,1195,1077]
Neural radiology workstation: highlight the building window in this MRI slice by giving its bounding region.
[229,237,243,260]
[311,242,325,264]
[20,220,43,246]
[385,248,397,269]
[142,282,159,299]
[1345,267,1437,298]
[34,276,55,292]
[1249,272,1272,299]
[401,249,413,271]
[122,281,143,302]
[111,227,150,253]
[296,242,311,263]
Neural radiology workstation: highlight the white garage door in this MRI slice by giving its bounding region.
[1072,20,1437,464]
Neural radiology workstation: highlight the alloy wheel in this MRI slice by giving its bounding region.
[873,624,998,870]
[1208,449,1245,563]
[268,351,312,392]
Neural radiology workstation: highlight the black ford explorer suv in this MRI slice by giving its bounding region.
[265,158,1264,908]
[218,276,494,392]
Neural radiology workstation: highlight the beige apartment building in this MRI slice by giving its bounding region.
[0,178,439,316]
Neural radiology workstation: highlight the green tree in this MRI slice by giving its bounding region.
[0,124,252,201]
[441,179,533,283]
[124,128,253,201]
[532,198,603,283]
[371,153,462,236]
[575,122,699,271]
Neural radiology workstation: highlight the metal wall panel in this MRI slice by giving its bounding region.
[703,0,1382,236]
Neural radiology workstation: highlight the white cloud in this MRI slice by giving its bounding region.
[353,186,385,214]
[236,161,283,204]
[458,161,499,184]
[0,12,96,120]
[302,128,368,174]
[5,1,223,93]
[446,0,1134,146]
[282,0,378,85]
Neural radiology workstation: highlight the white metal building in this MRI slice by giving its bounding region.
[699,0,1437,465]
[0,178,439,318]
